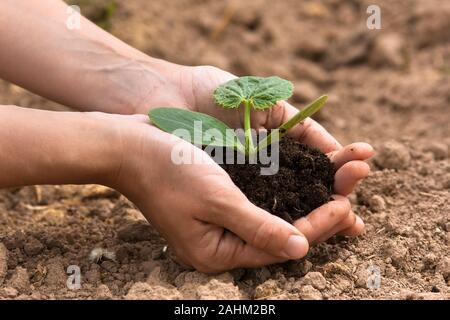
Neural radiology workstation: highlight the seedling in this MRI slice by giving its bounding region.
[149,76,328,157]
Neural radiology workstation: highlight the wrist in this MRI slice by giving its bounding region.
[104,57,188,115]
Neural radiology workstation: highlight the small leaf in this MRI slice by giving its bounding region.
[149,108,244,152]
[213,76,293,110]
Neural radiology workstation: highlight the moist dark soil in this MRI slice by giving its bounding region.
[220,138,335,223]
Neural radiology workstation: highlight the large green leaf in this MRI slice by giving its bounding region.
[213,76,294,110]
[149,108,244,152]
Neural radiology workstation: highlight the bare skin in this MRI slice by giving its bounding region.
[0,1,374,272]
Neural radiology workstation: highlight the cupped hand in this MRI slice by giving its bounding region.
[147,65,375,245]
[115,116,311,272]
[128,64,374,271]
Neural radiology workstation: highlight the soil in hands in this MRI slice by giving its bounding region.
[221,138,335,223]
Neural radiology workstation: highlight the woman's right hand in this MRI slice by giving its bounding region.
[109,114,368,273]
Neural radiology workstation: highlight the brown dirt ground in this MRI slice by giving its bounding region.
[0,0,449,300]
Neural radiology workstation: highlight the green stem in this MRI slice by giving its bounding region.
[256,95,328,152]
[244,100,254,156]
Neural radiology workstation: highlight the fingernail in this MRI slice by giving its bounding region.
[283,235,308,259]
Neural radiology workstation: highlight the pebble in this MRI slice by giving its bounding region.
[374,141,411,169]
[196,279,243,300]
[300,272,327,290]
[254,279,281,299]
[368,195,386,212]
[3,287,18,298]
[96,284,113,300]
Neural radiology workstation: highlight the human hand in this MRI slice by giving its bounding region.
[139,65,374,247]
[113,115,311,272]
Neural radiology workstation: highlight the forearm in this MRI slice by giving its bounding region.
[0,105,120,188]
[0,0,180,114]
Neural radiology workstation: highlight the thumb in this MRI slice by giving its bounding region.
[207,196,309,260]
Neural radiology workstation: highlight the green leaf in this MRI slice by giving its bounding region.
[213,76,294,110]
[149,108,245,152]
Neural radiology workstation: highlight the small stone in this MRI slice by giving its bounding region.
[7,267,30,294]
[299,285,323,300]
[96,284,113,300]
[254,279,281,299]
[3,287,18,298]
[0,243,8,285]
[374,141,411,170]
[196,279,243,300]
[424,142,448,160]
[23,237,44,256]
[117,221,153,242]
[368,195,386,212]
[300,272,327,290]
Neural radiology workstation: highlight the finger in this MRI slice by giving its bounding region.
[204,194,309,260]
[314,210,357,243]
[328,142,375,169]
[293,195,351,245]
[337,215,365,237]
[217,232,287,269]
[267,101,342,153]
[334,161,370,196]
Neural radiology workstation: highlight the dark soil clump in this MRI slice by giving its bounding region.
[220,138,335,223]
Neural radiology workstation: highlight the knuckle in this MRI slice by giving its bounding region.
[330,198,351,220]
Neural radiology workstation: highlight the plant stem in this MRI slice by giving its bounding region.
[256,95,328,152]
[244,100,255,156]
